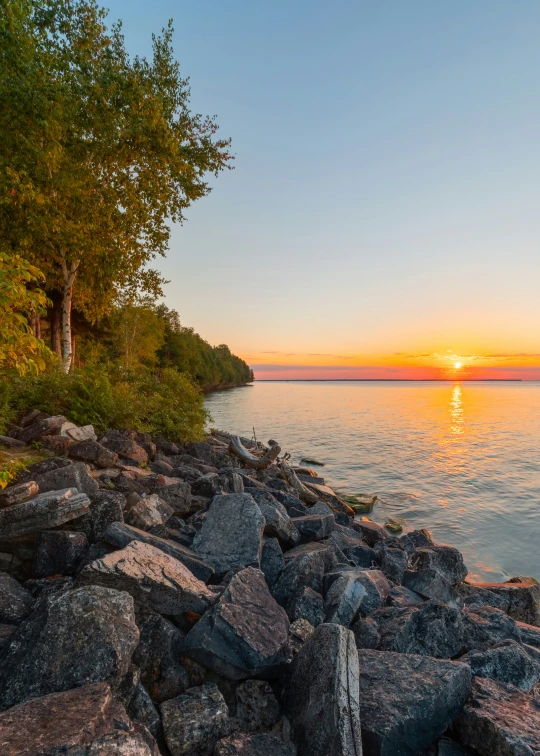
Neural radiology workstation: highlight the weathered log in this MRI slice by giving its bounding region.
[280,462,320,505]
[229,436,281,470]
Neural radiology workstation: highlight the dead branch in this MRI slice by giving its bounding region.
[280,461,320,505]
[229,436,281,469]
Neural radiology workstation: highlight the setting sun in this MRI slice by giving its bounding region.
[454,362,462,369]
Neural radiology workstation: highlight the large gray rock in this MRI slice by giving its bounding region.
[326,567,391,616]
[100,430,149,464]
[403,568,461,608]
[272,551,325,608]
[78,540,214,615]
[155,481,193,517]
[0,480,38,508]
[352,519,387,546]
[235,679,280,733]
[126,493,174,530]
[247,489,300,546]
[69,438,119,468]
[462,605,522,651]
[452,676,540,755]
[260,537,285,588]
[183,567,291,680]
[351,616,380,649]
[412,545,468,586]
[104,521,214,582]
[324,574,367,626]
[0,572,34,623]
[459,579,540,626]
[375,542,408,583]
[358,649,472,756]
[0,585,139,709]
[75,490,125,542]
[286,586,325,626]
[330,526,378,567]
[518,620,540,648]
[292,513,335,542]
[0,488,90,540]
[192,494,265,577]
[282,623,362,756]
[16,415,66,444]
[215,733,295,756]
[160,683,229,756]
[0,682,158,756]
[33,460,99,496]
[34,530,88,577]
[460,639,540,692]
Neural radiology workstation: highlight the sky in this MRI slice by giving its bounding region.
[106,0,540,380]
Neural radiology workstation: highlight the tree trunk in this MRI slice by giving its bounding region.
[49,291,62,358]
[60,261,79,373]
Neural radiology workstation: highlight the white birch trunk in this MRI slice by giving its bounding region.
[60,260,79,373]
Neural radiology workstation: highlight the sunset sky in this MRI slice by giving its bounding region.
[107,0,540,380]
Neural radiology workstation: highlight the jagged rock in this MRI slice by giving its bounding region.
[19,456,72,480]
[247,489,300,546]
[192,472,221,497]
[460,639,540,692]
[34,530,88,577]
[128,682,163,740]
[33,460,99,496]
[260,537,285,588]
[452,676,540,755]
[0,572,34,623]
[0,434,25,448]
[292,513,335,542]
[462,605,522,651]
[215,733,295,756]
[235,680,280,732]
[126,492,174,530]
[69,438,118,468]
[407,529,435,548]
[0,585,139,709]
[0,480,38,508]
[79,540,214,615]
[0,682,158,756]
[387,585,425,608]
[403,568,461,608]
[458,579,540,626]
[160,683,229,756]
[374,600,465,658]
[16,415,66,444]
[61,422,98,442]
[283,540,345,571]
[104,521,214,582]
[0,488,90,540]
[358,649,472,756]
[412,545,468,586]
[375,542,408,583]
[282,623,362,756]
[192,493,265,577]
[518,620,540,648]
[326,567,391,616]
[100,430,149,464]
[289,617,314,653]
[272,551,325,608]
[434,737,469,755]
[329,526,378,567]
[352,519,387,546]
[351,616,380,649]
[287,586,325,626]
[183,567,291,680]
[273,491,309,517]
[155,481,194,517]
[324,574,367,626]
[75,489,125,542]
[221,471,244,494]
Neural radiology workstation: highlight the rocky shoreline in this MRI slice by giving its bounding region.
[0,412,539,755]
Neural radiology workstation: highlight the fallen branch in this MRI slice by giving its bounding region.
[229,436,281,469]
[280,461,320,505]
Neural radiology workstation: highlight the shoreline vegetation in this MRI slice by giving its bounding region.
[0,414,539,754]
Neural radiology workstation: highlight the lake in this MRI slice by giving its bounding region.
[205,380,540,581]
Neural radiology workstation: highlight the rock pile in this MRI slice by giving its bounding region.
[0,414,540,755]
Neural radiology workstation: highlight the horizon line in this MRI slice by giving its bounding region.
[253,378,526,382]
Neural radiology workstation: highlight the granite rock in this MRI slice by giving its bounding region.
[260,537,285,588]
[0,481,39,509]
[0,572,34,624]
[0,488,90,540]
[34,530,88,577]
[33,460,99,497]
[460,639,540,692]
[69,438,119,468]
[160,683,229,756]
[126,493,174,530]
[235,679,281,733]
[324,574,367,626]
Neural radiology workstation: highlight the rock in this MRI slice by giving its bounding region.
[192,493,265,578]
[459,579,540,626]
[151,458,174,476]
[462,605,522,651]
[327,567,391,616]
[160,683,229,756]
[408,528,435,548]
[387,585,425,608]
[76,489,125,542]
[283,540,345,571]
[330,526,378,567]
[324,574,367,626]
[518,620,540,648]
[0,623,16,651]
[460,639,540,692]
[0,584,139,709]
[0,480,39,508]
[0,572,34,623]
[247,489,300,546]
[273,491,309,517]
[34,530,88,577]
[156,439,181,455]
[155,481,194,517]
[435,737,469,755]
[41,434,74,455]
[352,519,387,546]
[19,456,72,480]
[0,434,25,448]
[183,567,291,680]
[292,513,335,542]
[0,488,90,540]
[289,617,315,653]
[374,542,408,583]
[128,682,162,740]
[221,471,244,494]
[235,679,280,732]
[215,733,295,756]
[403,568,461,608]
[79,540,214,615]
[192,472,221,497]
[351,616,380,649]
[0,682,158,756]
[282,623,362,756]
[69,438,119,468]
[272,551,325,608]
[104,521,214,582]
[33,460,99,496]
[452,676,540,755]
[126,492,174,530]
[412,545,468,586]
[16,415,66,444]
[374,600,465,658]
[62,422,98,442]
[358,649,472,756]
[287,586,325,626]
[100,430,149,464]
[260,537,285,588]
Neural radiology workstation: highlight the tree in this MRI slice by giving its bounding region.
[0,0,232,371]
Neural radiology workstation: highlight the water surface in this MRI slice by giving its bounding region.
[205,381,540,581]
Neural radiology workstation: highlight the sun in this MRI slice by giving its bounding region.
[454,362,462,369]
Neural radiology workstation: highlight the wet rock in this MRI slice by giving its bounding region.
[351,616,380,649]
[287,586,325,626]
[358,649,472,756]
[408,529,435,548]
[69,438,119,468]
[0,682,158,756]
[352,519,387,546]
[235,679,280,732]
[462,605,522,651]
[0,572,34,623]
[126,492,174,530]
[272,551,325,608]
[260,537,285,588]
[192,493,265,578]
[459,579,540,626]
[403,568,461,608]
[374,600,465,658]
[412,545,468,586]
[0,488,90,540]
[156,481,194,517]
[282,622,362,756]
[375,542,408,583]
[0,584,139,709]
[292,513,335,542]
[75,489,125,542]
[16,415,66,444]
[215,733,295,756]
[160,683,229,756]
[324,574,367,626]
[33,460,99,496]
[0,480,38,508]
[34,530,88,577]
[460,639,540,691]
[183,567,291,680]
[100,430,149,464]
[247,489,300,546]
[452,676,540,755]
[387,584,425,608]
[79,539,214,615]
[128,682,163,740]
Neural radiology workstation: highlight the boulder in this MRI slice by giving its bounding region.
[18,456,72,480]
[0,480,38,509]
[41,434,73,455]
[235,679,281,732]
[460,639,540,692]
[292,513,335,542]
[33,460,99,496]
[0,682,158,756]
[329,527,378,567]
[286,586,325,626]
[75,490,125,542]
[459,579,540,626]
[16,415,66,444]
[374,542,408,583]
[260,537,285,588]
[100,430,149,464]
[412,545,468,586]
[0,572,34,623]
[387,585,425,608]
[192,493,265,578]
[247,489,300,546]
[283,540,345,571]
[324,574,367,626]
[403,568,461,608]
[69,438,119,468]
[358,649,472,756]
[272,551,325,608]
[350,616,380,649]
[183,567,291,680]
[34,530,88,577]
[352,519,387,546]
[192,472,221,497]
[452,676,540,755]
[78,540,214,615]
[273,491,309,517]
[0,584,139,709]
[61,422,98,442]
[126,493,174,530]
[326,567,391,616]
[160,683,229,756]
[0,434,25,448]
[0,488,90,540]
[282,623,362,756]
[462,605,522,651]
[289,617,315,653]
[128,682,163,740]
[518,620,540,648]
[155,481,194,517]
[104,521,214,582]
[214,733,295,756]
[374,600,465,658]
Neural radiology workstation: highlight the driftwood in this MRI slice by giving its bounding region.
[280,461,320,505]
[229,436,281,470]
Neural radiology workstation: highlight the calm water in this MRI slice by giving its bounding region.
[205,381,540,581]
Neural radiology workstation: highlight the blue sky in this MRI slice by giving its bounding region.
[104,0,540,376]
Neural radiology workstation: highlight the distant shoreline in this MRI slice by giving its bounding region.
[254,378,524,382]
